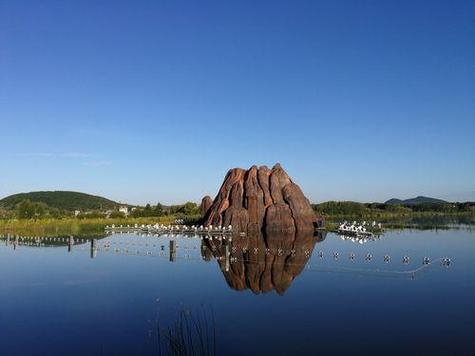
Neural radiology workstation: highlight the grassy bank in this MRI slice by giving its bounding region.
[0,216,191,237]
[1,211,473,238]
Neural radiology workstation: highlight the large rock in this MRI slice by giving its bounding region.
[200,195,213,217]
[205,163,318,233]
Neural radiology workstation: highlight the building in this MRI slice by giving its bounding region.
[119,206,129,216]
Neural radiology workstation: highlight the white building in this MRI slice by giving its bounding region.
[119,206,129,216]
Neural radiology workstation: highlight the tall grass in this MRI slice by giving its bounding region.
[0,216,177,237]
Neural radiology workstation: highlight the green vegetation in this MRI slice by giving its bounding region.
[0,216,177,237]
[313,200,475,218]
[313,200,475,230]
[0,191,120,211]
[0,190,203,222]
[16,199,48,219]
[1,190,474,237]
[130,201,201,222]
[0,190,205,237]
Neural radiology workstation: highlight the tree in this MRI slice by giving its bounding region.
[109,211,125,219]
[179,202,199,215]
[16,199,47,219]
[154,203,163,216]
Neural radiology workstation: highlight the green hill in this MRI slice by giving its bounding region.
[385,196,448,205]
[0,191,121,211]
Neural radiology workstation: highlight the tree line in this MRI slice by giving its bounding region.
[0,199,202,220]
[312,201,475,217]
[129,202,200,218]
[2,198,474,221]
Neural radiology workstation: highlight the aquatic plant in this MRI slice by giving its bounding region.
[156,305,217,356]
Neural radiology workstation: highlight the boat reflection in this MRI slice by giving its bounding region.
[201,231,326,295]
[338,233,383,244]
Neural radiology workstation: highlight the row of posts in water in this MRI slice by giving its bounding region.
[1,233,451,269]
[105,224,237,235]
[0,233,184,262]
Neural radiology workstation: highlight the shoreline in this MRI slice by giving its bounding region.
[0,211,473,237]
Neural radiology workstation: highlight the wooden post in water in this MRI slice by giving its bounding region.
[224,243,230,272]
[68,236,74,253]
[169,240,176,262]
[90,239,97,259]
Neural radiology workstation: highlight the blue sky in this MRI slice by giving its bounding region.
[1,0,474,204]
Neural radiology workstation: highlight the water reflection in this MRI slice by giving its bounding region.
[0,230,454,286]
[0,229,471,355]
[330,214,475,230]
[202,231,326,295]
[338,233,383,244]
[1,234,104,258]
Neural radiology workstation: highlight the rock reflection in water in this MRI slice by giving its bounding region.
[201,231,326,295]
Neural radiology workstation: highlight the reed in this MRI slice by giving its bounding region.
[156,305,217,356]
[0,216,177,237]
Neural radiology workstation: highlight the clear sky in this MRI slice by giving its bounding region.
[1,0,474,205]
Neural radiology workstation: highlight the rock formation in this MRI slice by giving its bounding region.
[200,195,213,217]
[201,231,326,295]
[204,163,318,234]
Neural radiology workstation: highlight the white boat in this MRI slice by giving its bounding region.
[337,221,373,236]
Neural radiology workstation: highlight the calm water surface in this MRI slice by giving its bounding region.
[1,228,474,355]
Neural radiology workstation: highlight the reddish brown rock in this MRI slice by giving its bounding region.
[200,195,213,217]
[282,183,317,233]
[258,165,273,207]
[205,163,318,233]
[202,231,326,295]
[205,168,245,227]
[264,203,295,234]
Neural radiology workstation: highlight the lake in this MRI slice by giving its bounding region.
[1,227,474,355]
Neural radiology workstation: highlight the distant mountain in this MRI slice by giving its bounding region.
[385,196,448,205]
[385,198,404,205]
[0,191,121,211]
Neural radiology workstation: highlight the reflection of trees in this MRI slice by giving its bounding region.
[202,231,326,295]
[380,215,475,230]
